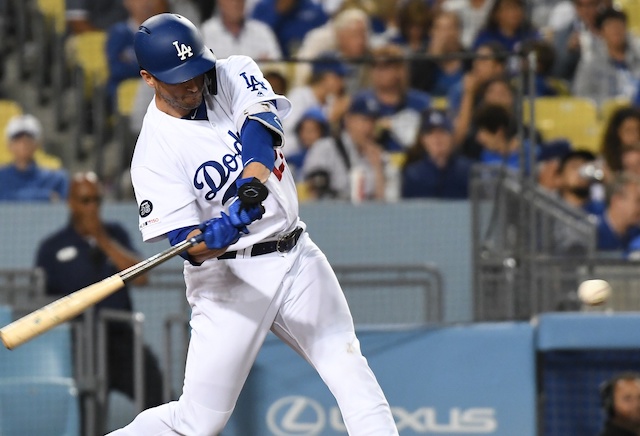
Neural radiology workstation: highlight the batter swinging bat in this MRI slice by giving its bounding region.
[0,183,268,350]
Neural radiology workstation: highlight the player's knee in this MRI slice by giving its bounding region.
[172,397,232,435]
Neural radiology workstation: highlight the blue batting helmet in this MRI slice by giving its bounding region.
[134,13,216,85]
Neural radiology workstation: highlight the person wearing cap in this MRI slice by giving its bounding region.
[401,109,472,199]
[301,97,393,201]
[283,52,349,155]
[573,7,640,107]
[0,114,69,202]
[352,43,431,152]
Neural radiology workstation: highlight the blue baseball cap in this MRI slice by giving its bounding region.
[347,95,380,118]
[296,107,330,135]
[312,52,348,77]
[420,109,452,133]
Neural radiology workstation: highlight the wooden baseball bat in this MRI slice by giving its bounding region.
[0,234,204,350]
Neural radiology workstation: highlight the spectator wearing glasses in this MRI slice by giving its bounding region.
[0,114,68,202]
[34,171,164,430]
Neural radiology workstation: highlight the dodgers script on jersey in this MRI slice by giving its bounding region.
[132,55,297,247]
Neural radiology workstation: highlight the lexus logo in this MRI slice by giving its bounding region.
[266,396,326,435]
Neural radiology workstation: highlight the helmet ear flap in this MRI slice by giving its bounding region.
[205,57,217,95]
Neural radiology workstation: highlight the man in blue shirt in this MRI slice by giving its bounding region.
[35,172,164,430]
[0,114,68,202]
[251,0,328,57]
[402,109,472,199]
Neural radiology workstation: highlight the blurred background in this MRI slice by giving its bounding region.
[3,0,640,435]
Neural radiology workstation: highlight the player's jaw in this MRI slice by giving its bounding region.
[156,75,205,115]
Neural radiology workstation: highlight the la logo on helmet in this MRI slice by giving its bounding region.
[172,40,193,61]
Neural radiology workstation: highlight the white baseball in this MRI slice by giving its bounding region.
[577,279,612,305]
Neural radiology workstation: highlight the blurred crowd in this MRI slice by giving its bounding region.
[3,0,640,257]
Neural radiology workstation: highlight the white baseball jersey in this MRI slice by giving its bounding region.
[132,55,298,248]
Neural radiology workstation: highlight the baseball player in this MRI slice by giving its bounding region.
[108,13,398,435]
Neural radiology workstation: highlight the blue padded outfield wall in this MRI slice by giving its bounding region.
[226,323,537,436]
[0,200,473,322]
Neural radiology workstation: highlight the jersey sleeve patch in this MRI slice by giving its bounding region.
[139,200,153,217]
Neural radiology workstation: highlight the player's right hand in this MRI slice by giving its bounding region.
[198,212,243,250]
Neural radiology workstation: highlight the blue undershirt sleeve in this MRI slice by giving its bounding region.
[240,119,276,169]
[167,225,201,265]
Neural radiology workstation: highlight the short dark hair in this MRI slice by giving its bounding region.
[596,7,627,30]
[474,103,516,139]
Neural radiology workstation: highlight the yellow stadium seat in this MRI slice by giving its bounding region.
[36,0,66,35]
[524,96,601,153]
[71,31,108,98]
[0,100,24,165]
[615,0,640,36]
[116,78,142,117]
[296,182,311,202]
[600,96,632,124]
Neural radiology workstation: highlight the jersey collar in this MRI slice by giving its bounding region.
[182,100,208,121]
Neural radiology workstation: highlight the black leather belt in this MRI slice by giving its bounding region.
[218,227,304,259]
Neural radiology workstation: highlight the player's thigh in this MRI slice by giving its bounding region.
[276,238,355,351]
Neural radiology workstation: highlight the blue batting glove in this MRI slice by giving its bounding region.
[198,212,242,250]
[228,198,264,229]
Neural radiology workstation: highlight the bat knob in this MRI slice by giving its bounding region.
[237,178,268,205]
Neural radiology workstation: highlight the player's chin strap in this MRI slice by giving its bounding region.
[241,102,285,148]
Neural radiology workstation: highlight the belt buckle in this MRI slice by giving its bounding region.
[275,229,296,253]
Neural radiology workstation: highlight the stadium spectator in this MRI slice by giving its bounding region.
[536,139,571,191]
[573,7,640,107]
[556,150,606,215]
[454,75,519,156]
[66,0,128,34]
[262,63,289,95]
[601,106,640,173]
[106,0,167,109]
[442,0,495,49]
[596,172,640,252]
[598,372,640,436]
[201,0,282,60]
[551,0,603,82]
[447,41,507,117]
[283,52,349,155]
[34,172,164,429]
[392,0,431,54]
[0,115,68,202]
[294,7,372,92]
[301,97,394,201]
[622,145,640,177]
[472,103,538,171]
[352,44,431,152]
[410,10,466,97]
[251,0,329,57]
[401,108,472,199]
[472,0,539,52]
[287,107,330,180]
[520,39,569,96]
